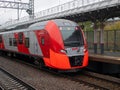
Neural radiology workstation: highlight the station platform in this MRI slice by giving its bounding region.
[89,50,120,65]
[88,50,120,74]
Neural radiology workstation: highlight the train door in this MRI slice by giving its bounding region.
[29,31,36,55]
[31,30,49,57]
[18,32,24,52]
[29,31,40,55]
[32,30,43,56]
[40,31,50,57]
[34,36,39,55]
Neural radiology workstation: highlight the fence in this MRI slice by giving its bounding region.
[84,30,120,52]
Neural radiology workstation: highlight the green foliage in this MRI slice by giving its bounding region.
[104,21,120,30]
[78,21,120,31]
[78,21,93,31]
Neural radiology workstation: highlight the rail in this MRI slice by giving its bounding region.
[0,68,35,90]
[1,54,120,90]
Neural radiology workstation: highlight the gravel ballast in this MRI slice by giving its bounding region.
[0,56,93,90]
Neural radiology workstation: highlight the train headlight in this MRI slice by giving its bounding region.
[60,49,66,54]
[84,48,87,52]
[84,45,88,52]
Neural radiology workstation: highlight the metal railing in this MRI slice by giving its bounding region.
[0,0,106,28]
[1,0,120,29]
[85,30,120,52]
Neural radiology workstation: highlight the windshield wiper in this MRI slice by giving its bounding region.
[64,41,80,46]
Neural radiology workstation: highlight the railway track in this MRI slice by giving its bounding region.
[72,71,120,90]
[0,67,35,90]
[52,70,120,90]
[1,55,120,90]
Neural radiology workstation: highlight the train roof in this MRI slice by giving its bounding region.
[0,19,78,34]
[53,19,78,27]
[28,19,78,29]
[28,20,48,30]
[0,29,28,34]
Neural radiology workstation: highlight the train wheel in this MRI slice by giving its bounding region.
[7,52,12,57]
[38,59,45,69]
[29,56,35,63]
[0,51,2,56]
[34,57,45,69]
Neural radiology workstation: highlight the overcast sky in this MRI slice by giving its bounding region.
[0,0,73,24]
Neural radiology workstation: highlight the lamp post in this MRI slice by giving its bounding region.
[59,0,61,5]
[15,0,21,20]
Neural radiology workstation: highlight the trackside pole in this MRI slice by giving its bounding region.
[100,22,104,54]
[93,23,98,54]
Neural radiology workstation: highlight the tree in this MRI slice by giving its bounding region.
[104,21,120,30]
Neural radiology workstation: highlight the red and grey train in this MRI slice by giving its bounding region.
[0,19,88,70]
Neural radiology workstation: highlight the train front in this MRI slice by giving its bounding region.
[45,19,88,70]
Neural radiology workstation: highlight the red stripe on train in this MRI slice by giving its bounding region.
[14,32,30,54]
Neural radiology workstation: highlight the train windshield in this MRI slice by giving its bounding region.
[60,26,84,47]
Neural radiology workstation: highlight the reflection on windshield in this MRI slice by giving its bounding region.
[60,26,84,47]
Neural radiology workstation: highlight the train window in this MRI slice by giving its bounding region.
[41,38,45,45]
[13,38,17,46]
[0,35,2,43]
[25,38,29,48]
[18,32,23,44]
[9,38,12,46]
[60,26,84,47]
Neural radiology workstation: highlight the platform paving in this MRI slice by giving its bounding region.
[89,50,120,64]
